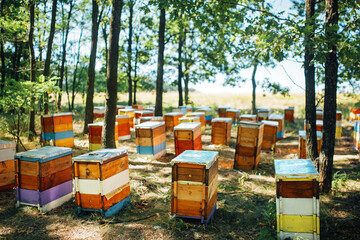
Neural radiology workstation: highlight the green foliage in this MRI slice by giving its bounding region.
[332,171,349,190]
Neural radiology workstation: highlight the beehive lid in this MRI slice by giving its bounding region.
[135,110,153,115]
[171,150,218,169]
[88,122,104,127]
[186,112,205,117]
[197,107,212,111]
[316,111,323,115]
[316,120,323,126]
[119,108,135,112]
[140,116,152,121]
[135,121,164,129]
[268,114,284,120]
[73,148,127,163]
[116,115,129,119]
[0,140,16,149]
[179,116,200,121]
[261,120,279,127]
[238,121,264,128]
[285,107,294,110]
[174,122,201,130]
[240,114,256,118]
[336,110,342,114]
[212,117,232,123]
[218,106,230,109]
[144,108,155,111]
[316,107,323,111]
[94,106,105,113]
[298,130,322,140]
[117,105,125,109]
[257,108,270,113]
[165,112,182,116]
[274,159,319,180]
[42,112,73,118]
[15,146,72,163]
[151,116,164,121]
[227,109,240,113]
[179,105,192,110]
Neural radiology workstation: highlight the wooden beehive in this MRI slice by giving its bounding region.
[234,121,264,170]
[274,159,320,240]
[73,148,130,217]
[132,104,143,110]
[284,107,294,123]
[268,114,285,140]
[174,122,202,156]
[151,116,164,121]
[261,120,278,151]
[116,115,131,140]
[226,109,240,125]
[316,111,323,120]
[88,122,118,152]
[196,107,213,125]
[298,130,322,159]
[353,121,360,151]
[350,108,360,122]
[0,140,16,191]
[118,109,135,128]
[303,120,323,133]
[256,107,270,121]
[41,112,74,148]
[164,112,183,132]
[140,116,153,123]
[135,121,166,159]
[134,110,154,125]
[171,150,219,224]
[218,106,229,118]
[335,110,342,138]
[185,112,206,132]
[180,105,192,114]
[211,117,232,146]
[94,107,105,120]
[179,116,200,125]
[15,146,73,212]
[144,107,155,113]
[239,114,256,122]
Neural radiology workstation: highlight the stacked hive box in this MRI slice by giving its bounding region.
[73,148,130,217]
[274,159,320,240]
[135,121,166,159]
[298,130,322,159]
[116,115,131,140]
[185,112,206,132]
[144,107,155,113]
[234,121,264,170]
[164,112,183,132]
[268,114,285,140]
[118,109,135,128]
[196,107,212,125]
[94,107,105,120]
[256,108,270,121]
[218,106,229,118]
[335,111,342,138]
[140,116,153,123]
[88,122,118,151]
[353,121,360,151]
[261,120,279,151]
[15,146,73,212]
[350,108,360,122]
[211,118,232,146]
[179,116,200,124]
[239,114,256,122]
[41,113,74,148]
[284,107,294,123]
[226,109,240,125]
[316,110,323,120]
[174,123,202,156]
[171,150,219,224]
[132,104,143,110]
[0,141,16,191]
[134,110,154,125]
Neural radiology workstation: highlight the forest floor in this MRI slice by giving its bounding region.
[0,92,360,239]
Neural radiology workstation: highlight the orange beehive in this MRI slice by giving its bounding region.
[93,106,105,120]
[164,112,183,132]
[256,107,270,121]
[261,120,278,151]
[268,114,285,140]
[211,118,232,146]
[118,109,135,128]
[196,107,213,125]
[350,108,360,122]
[116,115,131,140]
[218,106,230,118]
[41,113,74,148]
[234,121,264,170]
[226,109,240,124]
[303,120,323,133]
[239,114,256,122]
[185,112,206,132]
[134,110,154,125]
[88,122,118,151]
[135,121,166,159]
[0,140,16,191]
[132,104,143,110]
[298,130,322,158]
[174,122,202,156]
[336,110,342,138]
[284,107,294,123]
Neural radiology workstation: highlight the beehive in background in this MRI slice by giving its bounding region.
[164,112,183,132]
[211,118,232,146]
[303,120,323,133]
[234,121,264,170]
[144,107,155,113]
[73,148,130,217]
[261,120,278,151]
[116,115,131,140]
[316,109,323,120]
[256,107,270,121]
[15,146,73,212]
[41,113,74,148]
[135,121,166,159]
[268,114,285,140]
[274,159,320,240]
[353,121,360,151]
[180,106,192,114]
[239,114,256,122]
[179,116,200,125]
[350,108,360,122]
[171,150,219,224]
[132,104,143,110]
[174,122,202,156]
[226,109,240,125]
[185,112,206,132]
[140,116,152,123]
[196,107,213,125]
[284,107,294,123]
[151,116,164,122]
[118,109,135,128]
[0,140,16,191]
[134,110,154,125]
[94,107,105,120]
[335,111,342,138]
[88,122,118,152]
[218,106,229,118]
[298,130,322,159]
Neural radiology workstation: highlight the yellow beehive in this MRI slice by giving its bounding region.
[118,109,135,128]
[335,110,342,138]
[179,116,200,124]
[185,112,206,132]
[88,122,118,151]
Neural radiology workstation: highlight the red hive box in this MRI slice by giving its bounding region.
[174,122,202,156]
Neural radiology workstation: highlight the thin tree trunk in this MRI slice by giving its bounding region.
[251,61,258,115]
[0,0,5,96]
[102,0,123,148]
[28,0,36,141]
[184,28,190,105]
[127,0,134,106]
[71,26,84,109]
[65,67,71,111]
[102,23,109,71]
[133,35,139,104]
[155,8,166,116]
[319,0,338,193]
[177,23,184,107]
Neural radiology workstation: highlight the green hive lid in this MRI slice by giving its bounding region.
[0,140,16,149]
[15,146,72,162]
[274,159,319,180]
[73,148,127,163]
[171,150,218,169]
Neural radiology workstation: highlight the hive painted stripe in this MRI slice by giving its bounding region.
[43,130,74,141]
[136,141,166,155]
[39,192,72,213]
[279,214,319,233]
[276,197,319,216]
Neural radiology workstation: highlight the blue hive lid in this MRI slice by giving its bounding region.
[274,159,319,180]
[171,150,218,169]
[73,148,128,163]
[15,146,72,163]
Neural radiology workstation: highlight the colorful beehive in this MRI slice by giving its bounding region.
[234,121,264,170]
[185,112,206,132]
[88,122,118,152]
[94,107,105,119]
[132,104,143,110]
[284,107,294,123]
[196,107,213,125]
[274,159,320,240]
[335,111,342,138]
[268,114,285,140]
[211,118,232,146]
[256,107,270,121]
[316,111,323,120]
[116,115,131,140]
[134,110,154,125]
[350,108,360,122]
[239,114,256,122]
[151,116,164,122]
[179,116,200,125]
[226,109,240,124]
[41,112,74,148]
[261,120,278,151]
[171,150,219,224]
[353,121,360,151]
[298,130,322,159]
[0,140,16,191]
[218,106,230,118]
[73,148,130,217]
[180,106,192,114]
[135,121,166,159]
[15,146,73,212]
[164,112,183,132]
[118,109,135,128]
[174,122,202,156]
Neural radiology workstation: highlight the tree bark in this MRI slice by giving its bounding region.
[127,0,134,106]
[133,35,139,104]
[251,61,258,115]
[177,23,184,107]
[102,0,123,148]
[71,26,84,110]
[155,8,166,116]
[319,0,338,193]
[184,28,190,105]
[0,0,5,96]
[28,0,36,141]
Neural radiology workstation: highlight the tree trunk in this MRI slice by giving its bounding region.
[44,0,58,114]
[319,0,338,193]
[133,35,139,104]
[65,67,71,111]
[127,1,133,106]
[102,22,109,72]
[184,28,190,105]
[155,8,166,116]
[71,26,84,110]
[102,0,123,148]
[177,25,184,107]
[84,0,100,134]
[28,0,36,141]
[251,62,258,115]
[0,0,5,96]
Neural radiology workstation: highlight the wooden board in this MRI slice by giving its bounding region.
[276,180,319,199]
[276,197,319,216]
